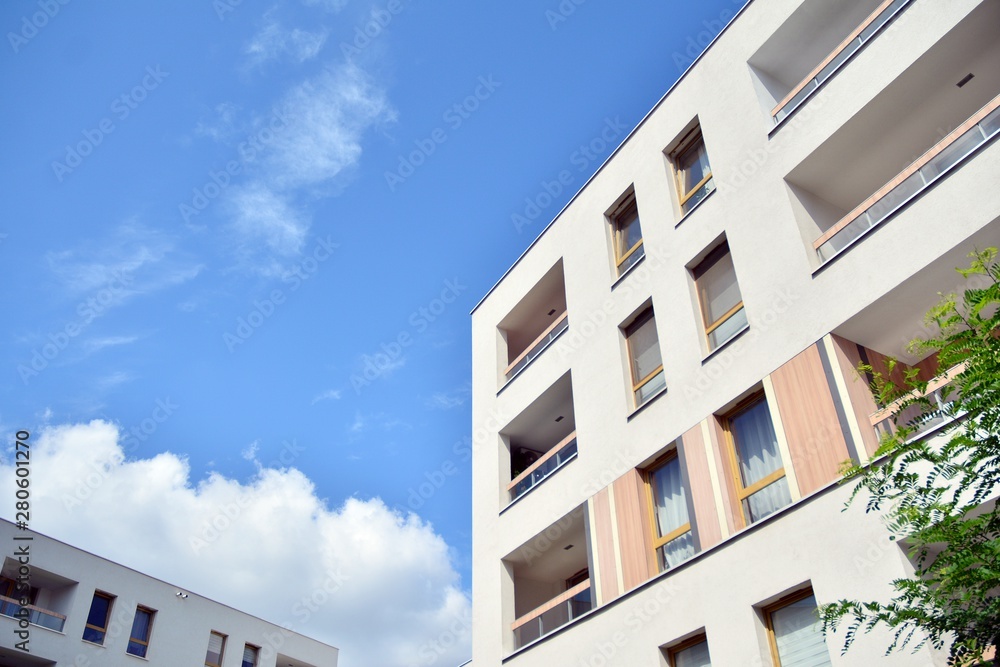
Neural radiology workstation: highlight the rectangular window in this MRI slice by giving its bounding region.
[672,128,715,215]
[646,451,694,571]
[126,606,154,658]
[625,308,665,406]
[611,195,644,276]
[668,636,712,667]
[724,395,792,525]
[694,241,747,351]
[765,589,832,667]
[206,631,227,666]
[242,644,260,667]
[83,592,114,645]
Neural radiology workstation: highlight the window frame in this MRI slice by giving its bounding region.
[670,127,714,213]
[83,591,115,645]
[693,241,746,351]
[205,631,228,667]
[610,193,644,276]
[624,307,665,406]
[721,393,788,528]
[242,643,260,667]
[667,634,712,667]
[643,450,693,571]
[763,588,830,667]
[125,606,154,658]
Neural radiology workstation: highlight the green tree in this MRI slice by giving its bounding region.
[821,248,1000,666]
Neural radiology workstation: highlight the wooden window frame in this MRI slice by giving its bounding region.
[671,127,714,208]
[693,241,745,349]
[610,194,644,273]
[721,393,787,528]
[83,591,114,644]
[643,450,692,571]
[667,634,711,667]
[763,588,823,667]
[126,606,154,658]
[205,631,227,667]
[624,308,664,405]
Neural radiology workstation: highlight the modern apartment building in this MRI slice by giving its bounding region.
[0,520,338,667]
[470,0,1000,665]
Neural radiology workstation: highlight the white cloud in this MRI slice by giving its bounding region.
[83,335,140,354]
[226,183,309,258]
[0,421,470,667]
[426,391,467,411]
[245,21,329,67]
[302,0,349,11]
[311,389,342,405]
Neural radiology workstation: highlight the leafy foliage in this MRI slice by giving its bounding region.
[821,248,1000,665]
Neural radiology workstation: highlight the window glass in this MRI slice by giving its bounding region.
[626,309,665,405]
[730,398,792,523]
[126,607,153,657]
[695,242,746,350]
[770,593,832,667]
[649,456,695,569]
[206,632,226,666]
[673,639,712,667]
[83,593,113,644]
[242,644,259,667]
[613,198,644,275]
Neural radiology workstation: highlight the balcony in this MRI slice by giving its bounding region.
[0,595,66,632]
[501,372,577,506]
[749,0,909,125]
[784,0,1000,266]
[870,363,964,443]
[504,505,593,652]
[497,261,568,388]
[0,561,77,635]
[816,95,1000,262]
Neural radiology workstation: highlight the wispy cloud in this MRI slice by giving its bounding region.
[226,183,309,258]
[302,0,349,11]
[83,335,140,354]
[426,390,467,411]
[244,20,328,67]
[311,389,342,405]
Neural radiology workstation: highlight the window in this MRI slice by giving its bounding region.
[624,308,665,406]
[764,589,832,667]
[242,644,260,667]
[83,592,114,644]
[671,127,715,215]
[668,636,712,667]
[610,195,644,276]
[126,606,154,658]
[205,631,227,667]
[646,451,695,571]
[723,395,792,525]
[694,241,747,351]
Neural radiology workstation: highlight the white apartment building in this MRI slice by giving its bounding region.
[0,520,338,667]
[470,0,1000,665]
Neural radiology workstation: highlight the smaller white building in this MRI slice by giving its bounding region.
[0,519,338,667]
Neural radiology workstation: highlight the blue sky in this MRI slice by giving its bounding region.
[1,1,746,665]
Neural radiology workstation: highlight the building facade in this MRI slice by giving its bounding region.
[470,0,1000,664]
[0,520,338,667]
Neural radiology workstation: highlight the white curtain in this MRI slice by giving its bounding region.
[771,594,832,667]
[732,399,791,522]
[674,639,712,667]
[652,456,695,568]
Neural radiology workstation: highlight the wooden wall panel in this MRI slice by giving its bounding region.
[769,344,851,496]
[706,417,740,534]
[679,424,722,550]
[830,334,881,458]
[590,489,620,603]
[613,470,653,591]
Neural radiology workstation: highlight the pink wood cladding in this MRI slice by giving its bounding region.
[679,424,722,550]
[830,334,881,458]
[590,489,620,603]
[769,343,850,496]
[613,470,653,590]
[706,417,740,533]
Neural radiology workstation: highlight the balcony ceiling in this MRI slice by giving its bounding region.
[502,372,575,452]
[497,260,566,355]
[505,505,588,583]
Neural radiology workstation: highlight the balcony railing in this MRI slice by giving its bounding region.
[512,579,591,649]
[0,594,66,632]
[507,432,578,502]
[771,0,913,124]
[815,93,1000,263]
[870,363,965,442]
[504,312,569,381]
